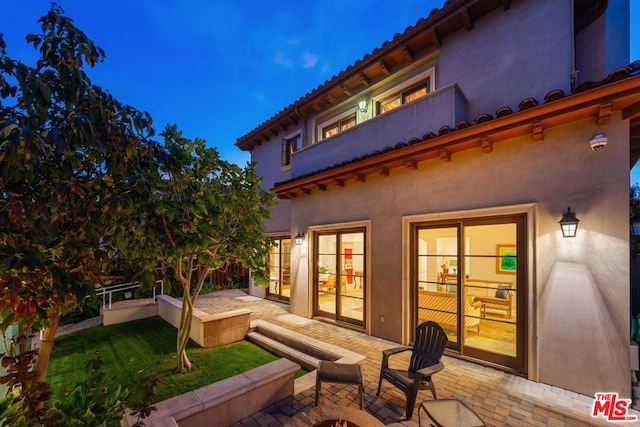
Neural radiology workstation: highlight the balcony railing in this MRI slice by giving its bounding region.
[292,83,468,178]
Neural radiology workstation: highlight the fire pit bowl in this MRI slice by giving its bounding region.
[285,404,383,427]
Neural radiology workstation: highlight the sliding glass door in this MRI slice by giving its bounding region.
[413,215,526,372]
[315,229,365,327]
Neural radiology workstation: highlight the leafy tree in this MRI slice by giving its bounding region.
[0,4,161,412]
[154,125,273,372]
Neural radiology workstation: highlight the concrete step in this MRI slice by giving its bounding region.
[246,331,321,370]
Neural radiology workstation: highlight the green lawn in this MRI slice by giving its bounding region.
[48,316,307,404]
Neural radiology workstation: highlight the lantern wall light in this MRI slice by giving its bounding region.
[358,100,367,112]
[559,207,580,238]
[294,232,305,245]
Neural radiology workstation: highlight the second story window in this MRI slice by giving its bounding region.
[378,79,430,114]
[321,113,356,139]
[281,132,302,167]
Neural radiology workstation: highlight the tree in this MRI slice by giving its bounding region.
[0,4,161,410]
[154,125,273,372]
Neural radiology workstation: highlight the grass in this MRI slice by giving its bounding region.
[48,316,307,404]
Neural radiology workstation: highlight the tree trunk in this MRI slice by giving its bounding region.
[174,253,215,372]
[32,307,61,408]
[176,284,193,372]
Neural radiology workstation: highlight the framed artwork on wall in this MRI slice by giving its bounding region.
[496,244,516,274]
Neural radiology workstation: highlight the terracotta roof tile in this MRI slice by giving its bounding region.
[495,107,513,117]
[543,89,565,103]
[518,98,539,110]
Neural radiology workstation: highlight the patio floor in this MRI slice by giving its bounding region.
[191,289,638,427]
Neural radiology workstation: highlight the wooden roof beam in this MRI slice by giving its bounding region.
[377,166,389,176]
[340,84,352,97]
[623,102,640,120]
[316,183,327,191]
[439,150,451,162]
[301,188,311,195]
[378,60,391,76]
[429,30,441,49]
[355,173,366,182]
[294,107,307,121]
[327,93,338,105]
[333,178,345,187]
[532,122,544,141]
[357,73,370,88]
[401,45,414,62]
[405,158,418,169]
[480,137,493,152]
[597,103,612,125]
[313,99,324,111]
[462,8,473,31]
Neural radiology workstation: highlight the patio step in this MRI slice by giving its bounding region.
[246,331,321,370]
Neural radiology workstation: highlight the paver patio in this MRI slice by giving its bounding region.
[191,289,638,427]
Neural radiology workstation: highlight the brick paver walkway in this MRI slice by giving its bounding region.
[193,289,639,427]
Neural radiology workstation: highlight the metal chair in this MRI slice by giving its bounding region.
[376,321,448,419]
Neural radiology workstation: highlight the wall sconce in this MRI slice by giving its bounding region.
[294,232,305,245]
[358,100,367,113]
[559,207,580,237]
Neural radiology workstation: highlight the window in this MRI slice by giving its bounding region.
[378,79,430,114]
[281,132,302,166]
[321,114,356,140]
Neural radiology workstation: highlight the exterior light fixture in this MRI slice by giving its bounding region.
[559,207,580,237]
[358,100,367,112]
[294,232,305,245]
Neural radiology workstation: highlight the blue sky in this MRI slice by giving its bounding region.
[2,1,639,172]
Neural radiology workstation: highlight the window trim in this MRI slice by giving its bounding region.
[373,67,435,117]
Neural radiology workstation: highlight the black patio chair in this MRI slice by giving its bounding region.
[376,321,448,419]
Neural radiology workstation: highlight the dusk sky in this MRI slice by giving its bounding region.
[2,1,639,175]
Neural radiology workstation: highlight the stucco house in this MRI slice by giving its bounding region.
[236,0,640,398]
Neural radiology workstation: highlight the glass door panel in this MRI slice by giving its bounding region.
[281,240,291,299]
[268,240,280,296]
[268,238,291,301]
[462,222,521,366]
[339,233,364,323]
[416,226,460,346]
[317,234,337,316]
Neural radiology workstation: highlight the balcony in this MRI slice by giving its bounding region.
[291,83,468,179]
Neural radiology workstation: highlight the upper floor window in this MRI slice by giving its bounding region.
[322,113,356,139]
[378,79,430,114]
[281,132,302,167]
[373,67,435,117]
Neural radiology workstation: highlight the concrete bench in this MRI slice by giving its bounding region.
[156,294,251,348]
